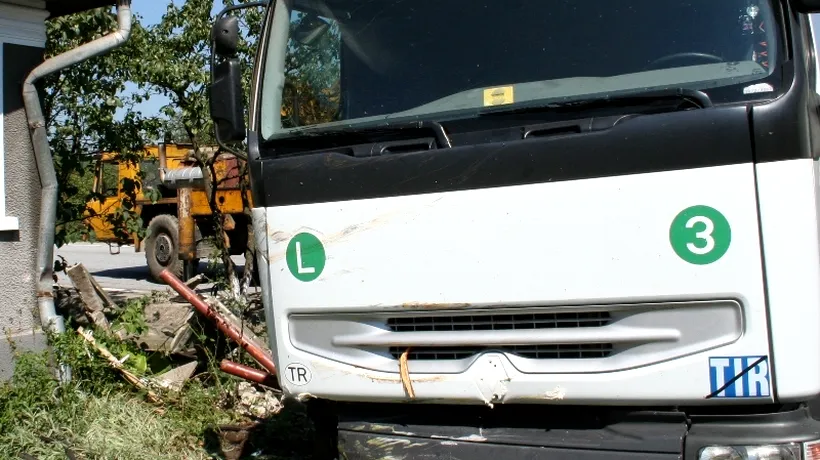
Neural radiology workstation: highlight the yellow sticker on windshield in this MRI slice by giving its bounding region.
[483,86,514,107]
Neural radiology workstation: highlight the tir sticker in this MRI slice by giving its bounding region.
[708,356,770,398]
[669,205,732,265]
[286,232,326,282]
[284,362,313,386]
[483,85,514,107]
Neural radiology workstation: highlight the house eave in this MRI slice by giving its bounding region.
[45,0,115,18]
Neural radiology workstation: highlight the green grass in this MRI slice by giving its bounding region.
[0,349,228,459]
[2,390,211,459]
[0,324,317,460]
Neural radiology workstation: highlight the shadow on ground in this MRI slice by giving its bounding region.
[90,262,246,283]
[203,400,328,460]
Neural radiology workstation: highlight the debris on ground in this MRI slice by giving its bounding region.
[66,263,112,331]
[206,295,272,358]
[77,326,163,403]
[30,266,304,460]
[154,361,198,392]
[159,269,278,376]
[184,273,207,290]
[216,421,260,460]
[235,381,283,419]
[117,301,196,355]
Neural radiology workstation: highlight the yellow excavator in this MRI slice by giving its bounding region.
[85,142,251,282]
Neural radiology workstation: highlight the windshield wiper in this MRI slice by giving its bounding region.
[266,120,452,157]
[478,88,713,117]
[288,120,450,144]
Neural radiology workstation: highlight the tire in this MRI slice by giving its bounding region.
[144,214,184,283]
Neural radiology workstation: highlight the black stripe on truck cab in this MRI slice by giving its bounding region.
[250,104,756,208]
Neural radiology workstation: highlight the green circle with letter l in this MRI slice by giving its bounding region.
[669,205,731,265]
[286,232,326,282]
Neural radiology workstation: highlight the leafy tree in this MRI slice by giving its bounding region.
[44,7,160,247]
[126,0,266,298]
[45,1,345,296]
[163,109,213,145]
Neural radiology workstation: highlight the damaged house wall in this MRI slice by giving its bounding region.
[0,0,114,379]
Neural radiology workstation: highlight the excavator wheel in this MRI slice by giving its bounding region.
[145,214,188,283]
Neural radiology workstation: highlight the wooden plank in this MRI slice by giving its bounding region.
[87,271,115,308]
[66,263,111,331]
[185,274,207,290]
[77,327,162,404]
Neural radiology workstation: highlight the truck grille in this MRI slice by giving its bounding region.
[389,343,613,361]
[385,311,613,361]
[386,311,611,332]
[289,299,744,374]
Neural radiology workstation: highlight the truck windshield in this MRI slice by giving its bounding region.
[259,0,780,139]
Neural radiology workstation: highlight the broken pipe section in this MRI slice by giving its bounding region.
[220,360,278,388]
[158,269,278,378]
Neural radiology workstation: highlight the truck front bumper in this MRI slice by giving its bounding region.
[335,402,820,460]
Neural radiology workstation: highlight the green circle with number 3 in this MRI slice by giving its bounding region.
[669,205,731,265]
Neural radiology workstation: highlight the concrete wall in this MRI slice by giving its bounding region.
[0,3,48,379]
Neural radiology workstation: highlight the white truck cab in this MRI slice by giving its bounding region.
[209,1,820,458]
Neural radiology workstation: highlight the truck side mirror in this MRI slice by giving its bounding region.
[209,2,269,147]
[209,58,246,143]
[792,0,820,12]
[212,16,240,58]
[209,14,245,143]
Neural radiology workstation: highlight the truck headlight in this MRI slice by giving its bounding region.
[699,444,802,460]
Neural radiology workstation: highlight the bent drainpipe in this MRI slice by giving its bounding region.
[23,0,133,382]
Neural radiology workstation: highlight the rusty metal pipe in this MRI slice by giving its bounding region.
[158,142,167,181]
[158,269,278,374]
[220,360,278,387]
[177,187,196,280]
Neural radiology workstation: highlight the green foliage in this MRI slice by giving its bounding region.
[45,2,264,255]
[0,299,317,459]
[128,0,222,149]
[50,326,147,392]
[0,351,60,435]
[45,8,162,246]
[124,1,267,289]
[112,296,150,336]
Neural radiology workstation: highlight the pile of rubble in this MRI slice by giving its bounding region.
[55,263,282,459]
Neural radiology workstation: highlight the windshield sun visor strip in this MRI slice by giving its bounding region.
[252,105,754,207]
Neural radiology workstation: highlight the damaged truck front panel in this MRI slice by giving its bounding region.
[256,120,770,406]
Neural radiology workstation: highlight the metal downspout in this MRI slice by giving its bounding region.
[22,0,133,381]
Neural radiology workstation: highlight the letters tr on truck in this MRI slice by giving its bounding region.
[208,0,820,458]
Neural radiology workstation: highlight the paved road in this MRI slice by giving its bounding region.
[54,242,246,293]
